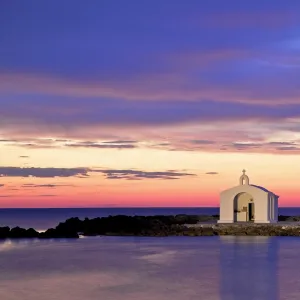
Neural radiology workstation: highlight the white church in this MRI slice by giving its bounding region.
[218,170,279,223]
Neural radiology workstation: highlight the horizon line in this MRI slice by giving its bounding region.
[0,206,299,209]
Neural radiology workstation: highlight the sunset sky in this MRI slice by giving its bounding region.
[1,1,300,207]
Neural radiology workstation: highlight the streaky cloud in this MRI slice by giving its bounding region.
[2,98,300,131]
[0,166,195,180]
[0,167,88,178]
[190,140,216,145]
[21,183,75,188]
[65,142,136,149]
[102,140,138,144]
[94,169,196,180]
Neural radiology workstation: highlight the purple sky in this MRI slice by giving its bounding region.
[0,1,300,149]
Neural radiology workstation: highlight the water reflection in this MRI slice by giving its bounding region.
[0,236,285,300]
[0,238,41,252]
[219,236,279,300]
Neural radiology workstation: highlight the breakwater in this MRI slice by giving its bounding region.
[1,215,300,238]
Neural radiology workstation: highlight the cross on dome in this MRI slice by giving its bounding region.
[239,169,249,185]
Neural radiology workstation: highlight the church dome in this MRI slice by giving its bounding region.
[250,184,278,197]
[250,185,270,193]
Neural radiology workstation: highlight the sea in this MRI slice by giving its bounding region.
[1,207,300,300]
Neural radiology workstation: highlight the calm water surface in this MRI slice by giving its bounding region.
[0,236,299,300]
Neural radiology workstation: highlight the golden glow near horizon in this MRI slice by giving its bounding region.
[1,140,300,207]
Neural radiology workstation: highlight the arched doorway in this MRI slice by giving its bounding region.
[233,192,254,222]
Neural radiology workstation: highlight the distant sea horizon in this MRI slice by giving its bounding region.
[1,205,300,209]
[1,206,300,231]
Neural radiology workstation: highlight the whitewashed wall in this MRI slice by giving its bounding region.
[218,185,277,223]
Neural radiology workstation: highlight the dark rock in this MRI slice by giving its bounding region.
[39,228,79,239]
[3,214,300,239]
[26,228,39,238]
[0,227,10,239]
[9,227,39,238]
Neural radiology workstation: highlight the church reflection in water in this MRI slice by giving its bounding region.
[219,236,279,300]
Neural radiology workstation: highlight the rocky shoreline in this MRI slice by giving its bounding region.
[1,214,300,239]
